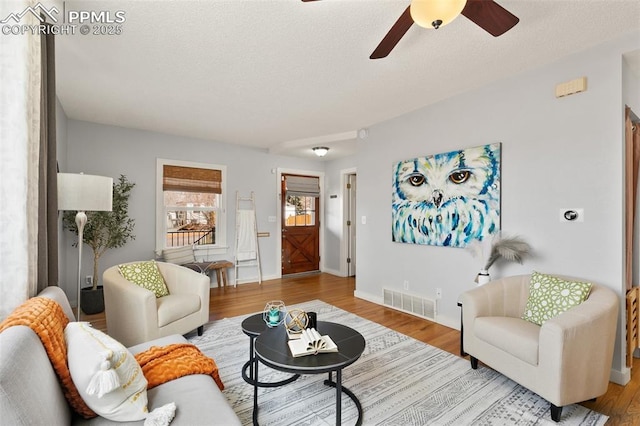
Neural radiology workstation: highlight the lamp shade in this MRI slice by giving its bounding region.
[410,0,467,29]
[58,173,113,212]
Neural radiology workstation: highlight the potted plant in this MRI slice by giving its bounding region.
[63,174,136,314]
[467,233,531,285]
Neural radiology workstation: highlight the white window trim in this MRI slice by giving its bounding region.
[156,158,228,258]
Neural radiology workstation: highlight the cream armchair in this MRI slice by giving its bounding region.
[103,261,210,346]
[460,274,618,422]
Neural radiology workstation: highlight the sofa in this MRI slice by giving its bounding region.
[0,286,241,425]
[104,261,210,347]
[460,274,618,422]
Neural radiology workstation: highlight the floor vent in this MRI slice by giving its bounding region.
[382,288,437,321]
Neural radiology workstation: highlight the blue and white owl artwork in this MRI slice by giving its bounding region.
[392,143,501,247]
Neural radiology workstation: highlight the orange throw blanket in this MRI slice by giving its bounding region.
[0,297,96,419]
[1,297,222,418]
[135,343,224,391]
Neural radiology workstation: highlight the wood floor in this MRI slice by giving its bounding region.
[86,273,639,425]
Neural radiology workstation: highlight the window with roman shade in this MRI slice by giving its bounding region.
[157,160,227,252]
[284,175,319,227]
[162,165,222,194]
[284,175,320,197]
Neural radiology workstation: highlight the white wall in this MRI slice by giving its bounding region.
[60,121,324,296]
[56,97,69,293]
[323,156,357,275]
[353,31,640,383]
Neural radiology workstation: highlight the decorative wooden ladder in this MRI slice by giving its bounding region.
[234,191,262,287]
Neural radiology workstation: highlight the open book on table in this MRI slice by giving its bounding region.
[287,328,338,357]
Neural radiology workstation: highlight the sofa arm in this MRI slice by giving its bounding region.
[157,262,209,296]
[460,274,530,320]
[103,266,159,347]
[538,284,619,404]
[157,262,210,316]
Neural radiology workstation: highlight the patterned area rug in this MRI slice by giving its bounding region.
[187,300,607,426]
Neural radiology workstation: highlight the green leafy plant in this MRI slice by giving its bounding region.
[63,174,136,289]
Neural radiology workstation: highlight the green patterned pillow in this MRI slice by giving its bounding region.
[522,271,592,325]
[118,261,169,298]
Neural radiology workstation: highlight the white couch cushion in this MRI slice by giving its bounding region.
[65,322,149,421]
[474,316,540,366]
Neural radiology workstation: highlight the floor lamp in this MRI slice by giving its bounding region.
[58,173,113,320]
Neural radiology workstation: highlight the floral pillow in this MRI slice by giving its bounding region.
[118,261,169,297]
[522,271,592,325]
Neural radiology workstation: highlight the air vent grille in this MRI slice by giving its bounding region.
[383,288,436,321]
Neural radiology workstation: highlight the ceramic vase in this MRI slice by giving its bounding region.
[476,270,491,286]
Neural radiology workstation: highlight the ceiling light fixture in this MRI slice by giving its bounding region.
[410,0,467,30]
[312,147,329,157]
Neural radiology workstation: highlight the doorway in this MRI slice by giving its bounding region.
[281,174,321,275]
[347,173,357,277]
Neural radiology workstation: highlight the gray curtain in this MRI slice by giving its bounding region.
[37,29,57,291]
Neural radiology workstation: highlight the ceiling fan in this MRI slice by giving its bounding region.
[301,0,519,59]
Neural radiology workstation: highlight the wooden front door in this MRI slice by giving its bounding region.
[281,175,320,275]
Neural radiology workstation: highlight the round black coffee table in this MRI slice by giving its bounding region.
[252,321,365,426]
[241,313,300,387]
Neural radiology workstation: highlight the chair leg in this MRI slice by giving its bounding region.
[470,356,478,369]
[550,404,562,422]
[197,325,204,336]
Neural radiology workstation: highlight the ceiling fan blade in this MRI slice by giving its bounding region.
[370,6,413,60]
[461,0,519,37]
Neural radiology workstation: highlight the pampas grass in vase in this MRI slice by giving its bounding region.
[467,233,531,285]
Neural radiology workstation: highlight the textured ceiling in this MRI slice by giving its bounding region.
[49,0,640,159]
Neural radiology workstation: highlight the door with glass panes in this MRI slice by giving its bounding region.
[281,174,320,275]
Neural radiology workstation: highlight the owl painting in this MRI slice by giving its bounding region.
[392,143,501,247]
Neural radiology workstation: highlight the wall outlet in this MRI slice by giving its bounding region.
[85,275,93,285]
[403,280,409,291]
[436,288,442,299]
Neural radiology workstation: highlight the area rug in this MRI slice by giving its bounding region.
[187,300,607,426]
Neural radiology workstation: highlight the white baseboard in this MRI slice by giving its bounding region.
[212,273,280,287]
[354,289,383,304]
[322,267,345,277]
[354,289,459,329]
[609,366,631,386]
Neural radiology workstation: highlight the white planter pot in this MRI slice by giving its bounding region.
[476,270,491,286]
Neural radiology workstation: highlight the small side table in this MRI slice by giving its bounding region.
[241,313,299,387]
[207,260,233,287]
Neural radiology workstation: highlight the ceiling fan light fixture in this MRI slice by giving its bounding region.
[410,0,467,30]
[312,146,329,157]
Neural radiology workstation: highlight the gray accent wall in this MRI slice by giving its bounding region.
[353,31,640,383]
